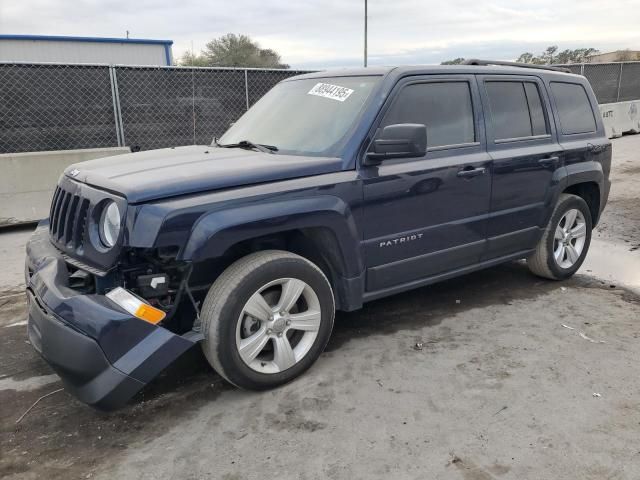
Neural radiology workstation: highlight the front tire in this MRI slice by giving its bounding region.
[527,193,592,280]
[200,250,335,390]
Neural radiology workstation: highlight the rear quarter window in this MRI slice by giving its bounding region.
[550,82,597,135]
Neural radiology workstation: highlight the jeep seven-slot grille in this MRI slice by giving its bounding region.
[49,186,90,250]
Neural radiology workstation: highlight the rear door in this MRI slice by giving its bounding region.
[360,75,492,294]
[477,75,563,260]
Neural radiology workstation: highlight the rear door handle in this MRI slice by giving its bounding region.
[538,156,559,167]
[457,166,486,178]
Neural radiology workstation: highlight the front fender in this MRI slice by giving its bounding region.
[180,195,364,278]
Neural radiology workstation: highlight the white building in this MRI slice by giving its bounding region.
[0,34,173,66]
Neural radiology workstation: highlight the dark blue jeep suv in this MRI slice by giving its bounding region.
[25,61,611,409]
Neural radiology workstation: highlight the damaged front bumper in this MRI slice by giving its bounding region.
[25,222,198,411]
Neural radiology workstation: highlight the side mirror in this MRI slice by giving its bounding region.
[365,123,427,164]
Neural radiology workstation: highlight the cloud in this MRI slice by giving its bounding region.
[1,0,638,68]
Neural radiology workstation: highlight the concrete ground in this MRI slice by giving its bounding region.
[1,135,639,480]
[0,225,32,292]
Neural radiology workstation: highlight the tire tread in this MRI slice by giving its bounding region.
[527,193,590,280]
[200,250,333,388]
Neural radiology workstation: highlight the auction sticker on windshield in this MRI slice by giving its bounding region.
[308,83,354,102]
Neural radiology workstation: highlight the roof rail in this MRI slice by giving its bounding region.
[461,59,572,74]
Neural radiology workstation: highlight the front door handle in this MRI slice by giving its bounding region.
[538,156,559,167]
[457,166,486,178]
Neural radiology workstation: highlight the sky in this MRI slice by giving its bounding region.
[1,0,639,69]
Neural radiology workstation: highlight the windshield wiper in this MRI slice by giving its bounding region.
[215,139,278,154]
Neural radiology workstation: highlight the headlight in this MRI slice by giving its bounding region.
[99,201,121,248]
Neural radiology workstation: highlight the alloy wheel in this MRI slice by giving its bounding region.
[235,278,322,374]
[553,208,587,269]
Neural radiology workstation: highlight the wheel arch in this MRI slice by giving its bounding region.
[181,197,365,311]
[563,181,601,225]
[560,161,604,225]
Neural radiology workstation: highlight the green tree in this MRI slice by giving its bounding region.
[539,45,558,64]
[555,49,574,64]
[516,52,536,64]
[179,34,289,69]
[178,50,211,67]
[564,48,598,63]
[441,57,466,65]
[515,46,599,65]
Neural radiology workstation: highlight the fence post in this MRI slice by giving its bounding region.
[111,67,126,146]
[244,69,250,110]
[108,66,122,147]
[616,63,623,102]
[191,67,196,145]
[580,63,585,76]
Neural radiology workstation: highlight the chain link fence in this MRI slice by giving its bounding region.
[0,63,119,153]
[584,63,624,104]
[618,62,640,102]
[1,61,639,154]
[0,63,312,153]
[555,61,640,104]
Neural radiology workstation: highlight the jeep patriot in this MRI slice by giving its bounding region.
[25,61,611,409]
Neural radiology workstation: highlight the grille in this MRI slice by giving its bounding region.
[49,186,90,250]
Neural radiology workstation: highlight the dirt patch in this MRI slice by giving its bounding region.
[596,197,640,249]
[0,294,233,480]
[447,454,510,480]
[621,164,640,176]
[327,261,591,351]
[1,324,231,480]
[2,263,640,479]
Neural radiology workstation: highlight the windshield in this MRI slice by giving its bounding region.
[218,76,380,156]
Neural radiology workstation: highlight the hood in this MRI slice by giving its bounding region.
[64,146,344,203]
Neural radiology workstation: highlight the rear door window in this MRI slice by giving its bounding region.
[485,81,550,141]
[550,82,597,135]
[382,82,475,148]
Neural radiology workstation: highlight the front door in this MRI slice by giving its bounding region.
[477,75,564,260]
[360,76,492,294]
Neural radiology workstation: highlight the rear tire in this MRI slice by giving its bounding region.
[200,250,335,390]
[527,193,592,280]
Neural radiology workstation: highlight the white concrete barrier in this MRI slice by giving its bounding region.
[599,100,640,139]
[0,147,130,227]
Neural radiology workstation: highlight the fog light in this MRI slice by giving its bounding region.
[106,287,166,324]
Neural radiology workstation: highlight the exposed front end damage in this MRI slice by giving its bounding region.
[25,223,200,410]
